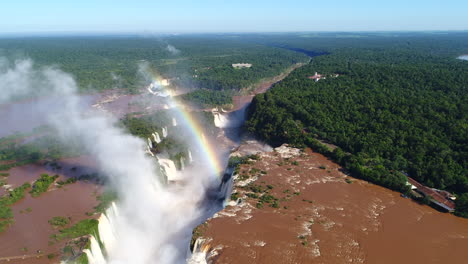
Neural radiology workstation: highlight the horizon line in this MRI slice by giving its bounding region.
[1,29,468,38]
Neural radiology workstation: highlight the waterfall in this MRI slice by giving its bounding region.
[152,132,161,144]
[212,108,229,128]
[219,177,234,206]
[147,83,155,95]
[212,106,246,128]
[187,238,210,264]
[84,236,106,264]
[157,157,179,182]
[97,203,118,252]
[188,150,193,163]
[172,117,177,127]
[147,138,153,149]
[84,203,118,264]
[213,113,228,128]
[145,146,154,157]
[180,156,185,171]
[162,127,168,138]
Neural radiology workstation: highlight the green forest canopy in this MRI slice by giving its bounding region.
[0,36,308,93]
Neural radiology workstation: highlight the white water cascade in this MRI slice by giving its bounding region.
[145,145,155,156]
[213,113,228,128]
[157,157,180,182]
[147,138,153,149]
[84,236,106,264]
[162,127,168,138]
[212,108,229,128]
[212,106,245,128]
[187,238,211,264]
[180,156,186,171]
[188,150,193,163]
[152,132,162,144]
[84,203,119,264]
[172,117,177,127]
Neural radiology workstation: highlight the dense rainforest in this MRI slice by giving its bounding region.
[0,36,307,96]
[245,32,468,217]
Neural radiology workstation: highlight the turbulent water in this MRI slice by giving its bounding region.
[212,107,245,129]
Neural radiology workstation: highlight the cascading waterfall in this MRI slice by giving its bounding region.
[147,137,153,149]
[162,127,168,138]
[172,117,177,127]
[152,132,162,144]
[157,157,179,182]
[213,113,228,128]
[97,202,118,251]
[188,150,193,163]
[145,146,155,156]
[180,156,185,171]
[84,203,119,264]
[219,175,234,205]
[212,106,245,128]
[84,236,106,264]
[187,238,212,264]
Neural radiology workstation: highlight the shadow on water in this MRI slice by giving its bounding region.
[42,157,105,185]
[272,45,331,58]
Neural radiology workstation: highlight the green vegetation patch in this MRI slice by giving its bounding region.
[0,219,14,233]
[57,177,78,187]
[94,190,118,214]
[48,216,70,227]
[0,182,31,232]
[178,89,233,108]
[51,219,99,241]
[30,174,59,197]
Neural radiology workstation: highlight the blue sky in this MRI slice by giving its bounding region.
[1,0,467,33]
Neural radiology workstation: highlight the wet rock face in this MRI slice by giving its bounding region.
[195,145,468,264]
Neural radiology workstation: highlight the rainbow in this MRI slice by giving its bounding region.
[149,74,224,177]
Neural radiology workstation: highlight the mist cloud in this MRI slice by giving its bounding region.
[0,58,213,263]
[166,45,180,55]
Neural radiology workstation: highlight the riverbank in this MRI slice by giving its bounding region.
[232,61,308,111]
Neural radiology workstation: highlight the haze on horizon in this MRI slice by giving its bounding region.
[2,0,467,35]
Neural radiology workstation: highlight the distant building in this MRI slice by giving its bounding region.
[308,72,325,82]
[407,177,456,212]
[232,63,252,69]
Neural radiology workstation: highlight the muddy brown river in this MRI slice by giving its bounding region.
[199,147,468,264]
